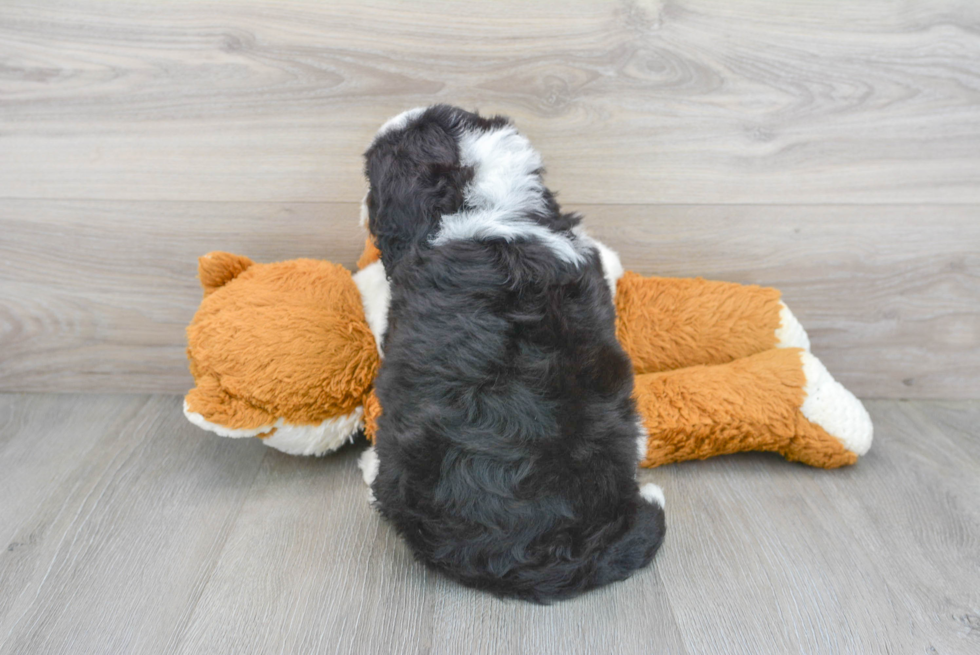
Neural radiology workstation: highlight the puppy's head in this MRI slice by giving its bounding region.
[363,105,508,274]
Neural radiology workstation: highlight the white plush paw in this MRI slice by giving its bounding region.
[640,483,665,508]
[800,352,873,455]
[352,261,391,357]
[776,301,811,351]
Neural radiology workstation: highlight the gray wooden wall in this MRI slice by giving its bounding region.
[1,0,978,398]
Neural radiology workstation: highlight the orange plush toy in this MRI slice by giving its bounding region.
[184,238,872,468]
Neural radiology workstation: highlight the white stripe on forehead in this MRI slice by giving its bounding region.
[457,126,546,214]
[432,125,588,265]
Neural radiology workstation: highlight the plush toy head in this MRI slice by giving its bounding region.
[183,251,386,455]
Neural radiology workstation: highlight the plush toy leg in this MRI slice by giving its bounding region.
[615,272,810,374]
[634,348,872,468]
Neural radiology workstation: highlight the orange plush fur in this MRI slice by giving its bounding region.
[184,242,871,466]
[184,253,380,454]
[633,350,858,468]
[614,272,863,468]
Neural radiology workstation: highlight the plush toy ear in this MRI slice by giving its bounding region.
[198,252,254,296]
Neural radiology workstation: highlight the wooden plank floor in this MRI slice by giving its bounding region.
[2,393,978,654]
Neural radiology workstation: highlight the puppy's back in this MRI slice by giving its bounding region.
[371,238,665,602]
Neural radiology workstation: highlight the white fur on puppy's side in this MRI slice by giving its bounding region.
[799,352,873,455]
[573,227,624,296]
[358,446,380,503]
[352,261,391,357]
[358,446,380,485]
[359,190,370,228]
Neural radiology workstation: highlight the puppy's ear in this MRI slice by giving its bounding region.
[365,119,473,273]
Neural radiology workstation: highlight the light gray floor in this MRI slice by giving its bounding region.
[1,394,978,654]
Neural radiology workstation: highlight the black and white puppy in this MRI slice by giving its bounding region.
[357,105,665,603]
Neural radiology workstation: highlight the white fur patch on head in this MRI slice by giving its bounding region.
[352,260,390,357]
[776,301,811,351]
[456,125,545,213]
[373,106,427,142]
[799,351,873,455]
[432,124,588,265]
[640,483,665,508]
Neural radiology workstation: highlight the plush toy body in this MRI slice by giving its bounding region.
[184,242,872,467]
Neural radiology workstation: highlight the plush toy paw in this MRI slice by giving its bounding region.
[776,301,811,351]
[793,351,873,460]
[635,348,872,469]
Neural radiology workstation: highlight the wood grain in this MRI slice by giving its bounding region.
[0,199,365,394]
[584,203,980,400]
[1,393,978,653]
[177,442,688,655]
[651,399,980,654]
[1,0,978,204]
[0,394,267,655]
[2,1,978,651]
[2,199,977,398]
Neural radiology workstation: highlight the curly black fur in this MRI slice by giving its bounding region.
[363,105,665,603]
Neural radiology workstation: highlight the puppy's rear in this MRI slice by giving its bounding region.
[362,105,665,602]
